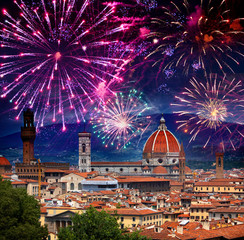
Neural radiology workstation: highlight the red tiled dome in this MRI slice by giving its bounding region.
[153,166,168,174]
[0,156,11,166]
[143,115,180,154]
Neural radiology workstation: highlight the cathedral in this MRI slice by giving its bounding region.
[79,114,193,180]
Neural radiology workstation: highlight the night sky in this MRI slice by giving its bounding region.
[0,0,243,164]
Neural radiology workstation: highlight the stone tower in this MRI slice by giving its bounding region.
[78,132,91,172]
[21,109,36,164]
[179,142,185,182]
[216,152,224,179]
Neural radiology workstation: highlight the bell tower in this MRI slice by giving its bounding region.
[216,152,224,179]
[78,132,91,172]
[21,109,36,164]
[179,142,185,182]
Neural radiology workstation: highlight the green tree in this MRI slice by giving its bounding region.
[58,206,150,240]
[0,177,48,240]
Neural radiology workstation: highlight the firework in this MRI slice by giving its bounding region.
[91,89,151,149]
[0,0,134,130]
[172,74,244,150]
[146,0,244,75]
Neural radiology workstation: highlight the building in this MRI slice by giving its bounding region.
[116,176,170,193]
[209,207,244,221]
[78,132,91,172]
[80,114,192,180]
[216,152,224,179]
[81,176,118,192]
[0,155,12,174]
[15,109,69,180]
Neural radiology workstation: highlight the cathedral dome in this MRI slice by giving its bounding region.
[153,166,168,174]
[0,156,11,166]
[143,114,180,154]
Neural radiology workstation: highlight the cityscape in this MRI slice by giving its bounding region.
[0,0,243,240]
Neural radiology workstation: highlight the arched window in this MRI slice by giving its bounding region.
[106,168,109,172]
[134,168,137,172]
[120,168,123,172]
[70,183,74,190]
[158,159,163,164]
[78,183,82,190]
[82,143,86,153]
[218,157,221,167]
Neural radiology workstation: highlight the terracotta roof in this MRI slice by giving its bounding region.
[106,208,163,216]
[0,156,11,166]
[172,166,179,170]
[208,207,244,213]
[194,182,234,186]
[153,166,168,174]
[11,181,27,185]
[210,224,244,239]
[190,204,216,209]
[143,129,180,154]
[143,166,150,170]
[116,176,169,183]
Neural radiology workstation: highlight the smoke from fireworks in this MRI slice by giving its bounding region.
[91,89,152,149]
[0,0,135,130]
[146,0,244,76]
[172,74,244,150]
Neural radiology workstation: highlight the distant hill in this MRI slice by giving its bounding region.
[0,113,243,170]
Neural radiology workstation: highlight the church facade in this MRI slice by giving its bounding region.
[79,114,192,180]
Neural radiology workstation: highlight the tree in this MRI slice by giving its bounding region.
[0,177,48,240]
[58,206,150,240]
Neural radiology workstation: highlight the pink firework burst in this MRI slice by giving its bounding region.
[0,0,135,130]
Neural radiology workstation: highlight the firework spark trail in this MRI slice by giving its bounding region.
[146,0,244,76]
[0,0,136,130]
[91,89,152,149]
[172,74,244,150]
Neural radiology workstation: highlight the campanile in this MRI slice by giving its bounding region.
[21,109,36,164]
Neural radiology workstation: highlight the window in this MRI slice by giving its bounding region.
[121,217,124,222]
[134,168,137,172]
[120,168,123,172]
[158,159,163,164]
[70,183,74,190]
[132,217,136,222]
[78,183,82,190]
[106,168,109,172]
[82,143,86,153]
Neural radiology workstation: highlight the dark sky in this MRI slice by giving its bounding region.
[0,0,243,150]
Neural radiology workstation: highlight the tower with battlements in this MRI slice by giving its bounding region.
[21,109,36,164]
